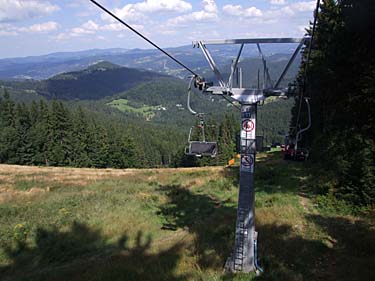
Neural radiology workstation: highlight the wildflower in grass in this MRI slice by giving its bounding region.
[59,208,70,216]
[13,223,28,246]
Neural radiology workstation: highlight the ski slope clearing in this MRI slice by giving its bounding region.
[0,152,374,281]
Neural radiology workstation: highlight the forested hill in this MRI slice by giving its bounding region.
[291,0,375,207]
[0,51,296,170]
[0,62,168,100]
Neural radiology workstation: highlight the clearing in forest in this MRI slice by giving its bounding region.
[0,152,374,281]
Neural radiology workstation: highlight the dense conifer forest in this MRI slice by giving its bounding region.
[291,0,375,207]
[0,91,243,168]
[0,92,139,168]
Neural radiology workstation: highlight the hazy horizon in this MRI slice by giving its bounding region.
[0,0,315,59]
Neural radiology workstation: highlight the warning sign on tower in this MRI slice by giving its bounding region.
[242,120,255,132]
[241,119,256,140]
[241,154,254,173]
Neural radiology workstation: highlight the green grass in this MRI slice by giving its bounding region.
[107,98,158,120]
[0,153,374,281]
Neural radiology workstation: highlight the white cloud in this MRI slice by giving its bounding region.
[265,1,315,17]
[0,21,59,36]
[270,0,286,5]
[278,6,295,16]
[82,20,99,31]
[223,0,315,24]
[158,29,177,35]
[79,20,143,33]
[0,0,59,23]
[102,0,192,23]
[128,0,192,13]
[53,20,144,41]
[289,1,316,12]
[202,0,218,13]
[168,11,218,25]
[17,21,59,33]
[101,23,123,32]
[101,5,144,24]
[71,27,95,36]
[0,23,17,36]
[222,5,263,17]
[168,0,218,25]
[223,1,314,20]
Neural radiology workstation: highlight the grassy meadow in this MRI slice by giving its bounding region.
[0,152,374,281]
[107,98,157,120]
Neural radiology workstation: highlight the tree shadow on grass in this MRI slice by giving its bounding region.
[157,184,330,280]
[156,157,375,280]
[157,184,237,270]
[305,214,375,281]
[255,215,375,281]
[222,165,240,186]
[0,221,187,281]
[255,223,327,281]
[158,183,374,281]
[221,154,310,196]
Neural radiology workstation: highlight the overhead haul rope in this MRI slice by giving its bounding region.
[89,0,248,112]
[295,0,320,132]
[89,0,199,78]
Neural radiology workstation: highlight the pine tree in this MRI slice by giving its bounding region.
[87,121,109,168]
[218,114,236,164]
[290,0,375,206]
[71,106,91,167]
[14,103,33,164]
[0,91,18,163]
[47,101,72,166]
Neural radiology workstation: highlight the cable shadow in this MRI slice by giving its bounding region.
[157,184,236,269]
[0,221,187,281]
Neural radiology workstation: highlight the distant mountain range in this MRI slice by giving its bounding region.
[0,51,300,104]
[0,59,295,146]
[0,43,300,80]
[0,62,169,100]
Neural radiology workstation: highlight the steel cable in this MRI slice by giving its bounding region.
[89,0,199,77]
[295,0,320,132]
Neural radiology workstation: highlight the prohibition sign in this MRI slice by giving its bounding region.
[242,119,255,132]
[241,155,254,167]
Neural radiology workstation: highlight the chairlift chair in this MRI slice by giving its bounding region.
[185,121,218,158]
[185,77,218,158]
[284,98,311,161]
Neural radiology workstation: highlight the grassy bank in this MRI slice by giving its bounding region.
[0,152,374,281]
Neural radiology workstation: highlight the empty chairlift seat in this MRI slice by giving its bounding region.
[186,141,218,157]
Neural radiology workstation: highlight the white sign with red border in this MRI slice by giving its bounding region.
[241,119,256,140]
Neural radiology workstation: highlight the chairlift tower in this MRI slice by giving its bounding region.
[193,37,310,273]
[89,0,316,274]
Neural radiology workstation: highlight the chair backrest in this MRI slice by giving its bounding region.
[187,141,218,157]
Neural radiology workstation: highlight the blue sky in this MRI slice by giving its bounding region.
[0,0,316,58]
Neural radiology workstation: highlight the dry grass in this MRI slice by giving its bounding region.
[0,153,374,281]
[0,164,223,203]
[0,164,222,184]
